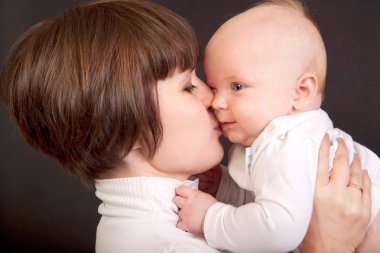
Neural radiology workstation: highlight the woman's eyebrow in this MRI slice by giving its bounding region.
[180,72,192,85]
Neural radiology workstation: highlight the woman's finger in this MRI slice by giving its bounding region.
[330,138,350,188]
[316,134,331,186]
[345,155,363,209]
[348,154,363,188]
[361,170,372,218]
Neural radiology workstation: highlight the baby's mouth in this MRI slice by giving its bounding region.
[220,121,236,130]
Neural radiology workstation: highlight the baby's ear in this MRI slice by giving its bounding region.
[292,73,319,111]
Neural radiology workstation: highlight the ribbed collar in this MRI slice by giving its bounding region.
[236,109,332,176]
[95,177,198,226]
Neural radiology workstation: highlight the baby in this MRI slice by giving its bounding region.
[174,0,380,252]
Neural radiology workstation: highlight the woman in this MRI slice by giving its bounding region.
[0,0,371,252]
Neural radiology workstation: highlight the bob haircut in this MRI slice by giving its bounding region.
[0,0,200,185]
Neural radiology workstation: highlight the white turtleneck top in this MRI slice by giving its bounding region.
[95,176,219,253]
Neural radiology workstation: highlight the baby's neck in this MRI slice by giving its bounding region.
[290,95,322,115]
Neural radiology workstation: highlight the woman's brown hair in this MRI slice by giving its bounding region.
[0,0,200,185]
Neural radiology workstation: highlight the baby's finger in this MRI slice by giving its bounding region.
[175,186,195,197]
[173,196,185,209]
[176,219,188,232]
[316,134,331,186]
[330,138,350,188]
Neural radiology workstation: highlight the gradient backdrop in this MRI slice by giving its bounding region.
[1,0,379,252]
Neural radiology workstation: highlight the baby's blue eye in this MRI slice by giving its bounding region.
[231,83,244,91]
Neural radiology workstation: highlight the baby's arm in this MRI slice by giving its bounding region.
[203,136,318,252]
[216,164,256,205]
[177,164,255,235]
[174,186,217,235]
[175,164,257,235]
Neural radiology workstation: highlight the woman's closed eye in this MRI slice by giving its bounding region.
[184,84,198,93]
[231,82,244,92]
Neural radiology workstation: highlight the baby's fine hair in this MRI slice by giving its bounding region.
[0,0,200,185]
[254,0,327,93]
[255,0,320,33]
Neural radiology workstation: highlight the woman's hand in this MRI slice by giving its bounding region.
[299,136,372,253]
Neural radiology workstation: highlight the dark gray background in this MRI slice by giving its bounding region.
[1,0,379,252]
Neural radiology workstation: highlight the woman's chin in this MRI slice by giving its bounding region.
[214,143,225,164]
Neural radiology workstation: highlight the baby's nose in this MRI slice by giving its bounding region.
[211,92,228,111]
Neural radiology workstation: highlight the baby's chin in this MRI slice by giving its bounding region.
[223,132,255,147]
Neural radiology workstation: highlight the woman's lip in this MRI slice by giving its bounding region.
[213,124,222,132]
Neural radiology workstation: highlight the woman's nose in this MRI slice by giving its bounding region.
[194,77,214,108]
[200,85,214,108]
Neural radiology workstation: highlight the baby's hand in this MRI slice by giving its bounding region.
[192,164,222,197]
[173,186,217,235]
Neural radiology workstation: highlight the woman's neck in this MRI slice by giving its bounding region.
[101,149,191,181]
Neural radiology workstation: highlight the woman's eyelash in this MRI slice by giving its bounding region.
[184,84,197,93]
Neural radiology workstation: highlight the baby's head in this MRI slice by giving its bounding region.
[204,0,327,146]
